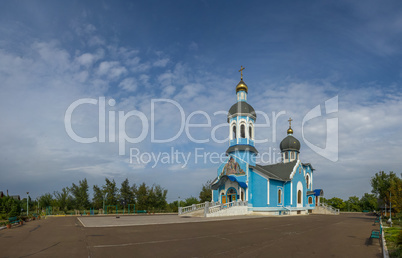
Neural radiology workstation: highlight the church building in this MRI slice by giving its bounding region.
[211,68,320,215]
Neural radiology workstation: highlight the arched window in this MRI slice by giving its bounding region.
[278,189,282,204]
[240,124,245,138]
[308,196,313,204]
[285,152,288,159]
[298,190,302,204]
[233,125,236,139]
[249,126,252,139]
[306,175,310,189]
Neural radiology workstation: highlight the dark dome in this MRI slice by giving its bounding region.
[280,135,300,152]
[227,101,257,122]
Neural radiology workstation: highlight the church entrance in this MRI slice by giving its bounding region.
[222,195,226,204]
[227,188,237,203]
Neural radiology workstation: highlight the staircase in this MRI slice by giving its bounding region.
[179,200,249,217]
[312,203,340,215]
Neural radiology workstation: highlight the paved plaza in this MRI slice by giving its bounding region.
[0,213,382,257]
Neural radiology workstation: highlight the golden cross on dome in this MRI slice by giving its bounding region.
[288,117,292,128]
[239,66,245,80]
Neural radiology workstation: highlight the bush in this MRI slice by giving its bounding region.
[385,227,402,258]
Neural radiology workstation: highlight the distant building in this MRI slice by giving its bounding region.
[10,195,21,201]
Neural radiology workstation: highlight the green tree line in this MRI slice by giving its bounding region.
[323,171,402,213]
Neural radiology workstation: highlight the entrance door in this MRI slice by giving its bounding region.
[227,188,237,203]
[222,195,226,204]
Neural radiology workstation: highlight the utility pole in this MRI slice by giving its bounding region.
[389,191,392,226]
[103,193,108,214]
[26,192,29,216]
[178,196,180,215]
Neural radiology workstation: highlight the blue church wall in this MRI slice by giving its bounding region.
[290,165,308,208]
[212,189,219,202]
[248,171,267,207]
[269,179,285,207]
[284,181,292,207]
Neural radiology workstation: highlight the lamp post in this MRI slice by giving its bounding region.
[26,192,29,216]
[389,191,392,227]
[103,193,108,214]
[178,196,180,215]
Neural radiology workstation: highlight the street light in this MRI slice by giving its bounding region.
[389,191,392,227]
[178,196,180,215]
[103,193,108,214]
[26,192,29,216]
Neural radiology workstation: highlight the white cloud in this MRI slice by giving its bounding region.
[97,61,127,79]
[118,77,138,92]
[153,58,169,67]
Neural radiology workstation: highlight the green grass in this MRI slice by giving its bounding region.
[384,227,402,258]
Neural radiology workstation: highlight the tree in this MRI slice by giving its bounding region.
[102,178,118,206]
[151,184,168,210]
[360,193,377,211]
[136,183,149,210]
[371,171,399,206]
[119,178,135,205]
[184,197,199,206]
[326,197,345,210]
[390,174,402,213]
[345,196,362,212]
[199,180,212,203]
[70,179,90,210]
[54,187,72,213]
[0,196,21,219]
[39,193,54,209]
[92,185,104,209]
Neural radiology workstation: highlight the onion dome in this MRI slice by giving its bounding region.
[236,80,248,93]
[280,135,300,152]
[280,117,300,152]
[227,101,256,122]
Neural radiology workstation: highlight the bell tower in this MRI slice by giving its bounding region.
[226,66,258,165]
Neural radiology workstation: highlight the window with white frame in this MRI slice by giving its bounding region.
[232,125,236,139]
[278,189,282,204]
[240,124,245,138]
[267,180,270,204]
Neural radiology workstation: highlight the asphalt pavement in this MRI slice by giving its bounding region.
[0,213,382,257]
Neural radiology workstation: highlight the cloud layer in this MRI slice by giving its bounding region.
[1,1,401,202]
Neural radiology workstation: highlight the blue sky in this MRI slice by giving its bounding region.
[1,0,401,203]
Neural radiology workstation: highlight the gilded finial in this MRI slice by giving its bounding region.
[287,117,293,134]
[239,66,245,80]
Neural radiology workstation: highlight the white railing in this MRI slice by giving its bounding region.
[179,201,219,215]
[207,200,248,216]
[179,200,248,216]
[320,203,340,214]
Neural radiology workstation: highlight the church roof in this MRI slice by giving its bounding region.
[226,145,258,155]
[314,189,324,196]
[211,175,248,190]
[251,160,298,181]
[280,135,300,152]
[227,101,257,122]
[302,163,315,171]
